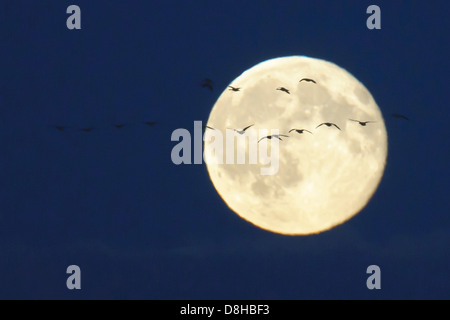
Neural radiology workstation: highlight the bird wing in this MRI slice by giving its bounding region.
[258,136,268,143]
[348,119,359,123]
[392,113,409,120]
[202,83,213,91]
[299,78,316,83]
[277,87,289,93]
[304,130,313,134]
[332,124,341,130]
[243,124,254,131]
[316,123,325,128]
[288,129,296,133]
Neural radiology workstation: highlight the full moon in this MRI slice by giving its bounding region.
[204,56,388,235]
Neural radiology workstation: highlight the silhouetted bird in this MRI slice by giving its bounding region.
[232,124,254,135]
[299,78,316,84]
[289,128,313,135]
[81,128,93,132]
[316,122,341,130]
[258,134,289,143]
[202,125,215,130]
[201,83,213,91]
[114,124,126,129]
[276,87,290,94]
[201,78,213,91]
[391,113,409,120]
[348,119,376,126]
[49,125,66,132]
[228,86,241,92]
[144,121,157,126]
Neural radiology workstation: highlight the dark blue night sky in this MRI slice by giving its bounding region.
[0,1,449,299]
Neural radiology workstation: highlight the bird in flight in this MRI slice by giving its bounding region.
[232,124,254,135]
[276,87,290,94]
[289,128,313,135]
[316,122,341,130]
[348,119,376,126]
[299,78,316,84]
[258,134,289,143]
[391,113,409,120]
[144,121,157,126]
[49,125,67,132]
[228,86,241,92]
[80,128,93,132]
[201,78,213,91]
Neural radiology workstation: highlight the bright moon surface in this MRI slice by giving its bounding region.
[204,56,388,235]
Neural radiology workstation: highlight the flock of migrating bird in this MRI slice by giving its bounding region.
[201,78,409,143]
[206,120,374,143]
[47,78,408,135]
[201,77,317,93]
